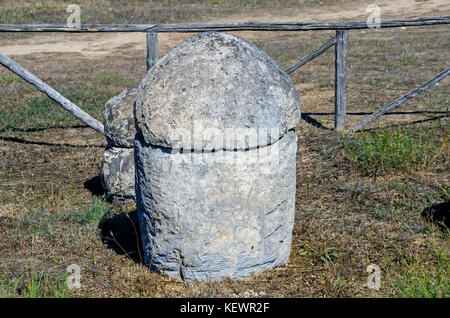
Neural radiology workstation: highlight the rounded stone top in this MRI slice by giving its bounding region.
[135,32,301,150]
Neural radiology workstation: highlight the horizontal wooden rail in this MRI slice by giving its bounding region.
[285,36,336,74]
[0,51,105,135]
[349,67,450,132]
[0,16,448,32]
[1,16,448,135]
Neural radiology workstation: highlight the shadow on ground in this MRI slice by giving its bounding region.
[84,175,106,197]
[98,210,144,264]
[422,200,450,231]
[0,135,105,148]
[0,124,88,133]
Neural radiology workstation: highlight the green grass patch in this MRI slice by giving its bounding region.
[374,205,404,221]
[14,197,111,247]
[1,266,68,298]
[386,245,449,298]
[343,125,448,175]
[0,87,114,132]
[319,80,333,89]
[0,74,23,84]
[71,196,111,224]
[16,208,58,241]
[92,73,126,87]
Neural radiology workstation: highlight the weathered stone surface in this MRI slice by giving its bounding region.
[100,146,135,201]
[134,31,300,281]
[104,84,138,148]
[135,130,297,281]
[135,32,301,150]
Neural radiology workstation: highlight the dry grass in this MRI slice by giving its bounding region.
[0,0,449,297]
[0,0,365,24]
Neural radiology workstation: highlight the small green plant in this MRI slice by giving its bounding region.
[319,80,333,89]
[320,247,338,266]
[297,249,309,257]
[343,126,443,175]
[72,196,110,224]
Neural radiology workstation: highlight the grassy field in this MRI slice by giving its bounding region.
[0,0,449,297]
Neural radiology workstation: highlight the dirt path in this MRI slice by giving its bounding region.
[0,0,448,58]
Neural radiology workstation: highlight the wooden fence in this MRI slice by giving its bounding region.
[0,16,449,133]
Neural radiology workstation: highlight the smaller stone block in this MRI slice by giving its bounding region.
[104,84,138,148]
[100,146,135,201]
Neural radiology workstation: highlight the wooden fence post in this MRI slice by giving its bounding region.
[334,29,348,131]
[146,32,158,71]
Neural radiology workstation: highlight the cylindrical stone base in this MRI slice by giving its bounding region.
[135,130,297,281]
